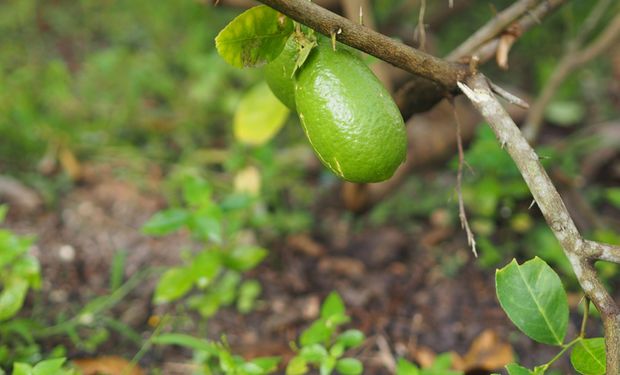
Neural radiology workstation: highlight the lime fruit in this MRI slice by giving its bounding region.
[264,36,298,111]
[295,39,407,183]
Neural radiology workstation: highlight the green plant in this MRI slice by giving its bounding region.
[9,357,77,375]
[286,292,365,375]
[496,257,604,374]
[143,174,268,317]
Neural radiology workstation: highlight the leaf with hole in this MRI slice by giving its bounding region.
[215,5,293,68]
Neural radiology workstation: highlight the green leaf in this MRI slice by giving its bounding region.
[153,267,194,303]
[286,356,308,375]
[215,5,294,68]
[182,176,212,207]
[300,319,331,346]
[335,358,363,375]
[321,291,345,319]
[571,338,605,375]
[396,358,420,375]
[0,278,29,321]
[299,344,328,363]
[234,82,290,145]
[190,250,222,288]
[225,246,268,271]
[237,279,262,313]
[496,257,568,345]
[152,333,217,354]
[32,358,66,375]
[336,329,365,349]
[319,356,336,375]
[506,363,534,375]
[605,188,620,209]
[249,357,281,373]
[142,209,189,236]
[12,363,33,375]
[188,206,222,243]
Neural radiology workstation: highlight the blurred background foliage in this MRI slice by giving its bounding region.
[0,0,619,371]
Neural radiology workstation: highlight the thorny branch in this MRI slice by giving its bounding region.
[459,74,620,374]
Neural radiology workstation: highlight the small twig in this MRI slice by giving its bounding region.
[446,0,538,62]
[416,0,427,51]
[487,79,529,109]
[451,98,477,257]
[463,0,567,64]
[580,297,590,338]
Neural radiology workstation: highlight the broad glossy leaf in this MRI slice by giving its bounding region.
[571,338,605,375]
[153,267,194,303]
[299,343,328,363]
[215,5,293,68]
[300,319,331,346]
[496,257,568,345]
[234,82,289,145]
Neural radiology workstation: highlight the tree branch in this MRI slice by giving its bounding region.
[459,74,620,374]
[255,0,469,90]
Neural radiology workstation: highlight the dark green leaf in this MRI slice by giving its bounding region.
[496,257,568,345]
[571,338,605,375]
[142,209,189,236]
[215,5,294,68]
[335,358,363,375]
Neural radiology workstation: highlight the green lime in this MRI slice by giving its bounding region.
[295,39,407,183]
[264,36,298,111]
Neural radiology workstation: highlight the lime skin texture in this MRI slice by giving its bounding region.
[264,36,298,111]
[294,39,407,183]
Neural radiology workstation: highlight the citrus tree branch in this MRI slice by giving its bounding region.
[459,73,620,374]
[255,0,469,91]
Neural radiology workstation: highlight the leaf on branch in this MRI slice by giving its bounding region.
[495,257,568,346]
[215,5,294,68]
[570,338,606,375]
